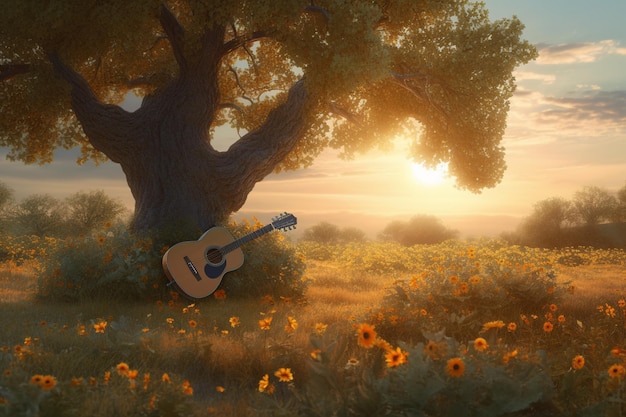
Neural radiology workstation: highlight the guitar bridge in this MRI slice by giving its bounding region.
[184,256,202,282]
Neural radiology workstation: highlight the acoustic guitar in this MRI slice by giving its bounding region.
[162,213,297,299]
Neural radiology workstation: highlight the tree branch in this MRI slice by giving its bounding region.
[159,4,187,70]
[49,53,136,164]
[217,79,309,210]
[0,63,31,82]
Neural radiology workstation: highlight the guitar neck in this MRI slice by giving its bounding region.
[220,223,275,255]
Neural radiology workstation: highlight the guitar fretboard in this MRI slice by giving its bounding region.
[219,223,275,255]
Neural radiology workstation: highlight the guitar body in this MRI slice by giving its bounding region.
[162,227,244,299]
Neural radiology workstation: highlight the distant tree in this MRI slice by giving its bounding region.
[571,186,618,226]
[518,197,572,247]
[616,182,626,222]
[10,194,65,237]
[64,190,127,235]
[0,181,15,232]
[379,215,458,246]
[301,222,366,245]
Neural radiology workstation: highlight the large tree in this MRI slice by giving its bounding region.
[0,1,536,238]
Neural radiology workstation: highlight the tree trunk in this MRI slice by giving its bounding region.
[49,18,309,241]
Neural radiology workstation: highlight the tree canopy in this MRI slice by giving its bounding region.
[1,0,537,234]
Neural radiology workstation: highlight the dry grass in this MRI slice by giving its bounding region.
[557,264,626,315]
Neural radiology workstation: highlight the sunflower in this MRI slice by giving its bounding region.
[258,374,275,394]
[608,364,626,379]
[40,375,57,391]
[446,357,465,378]
[473,337,489,352]
[507,322,517,332]
[385,347,408,368]
[274,368,294,382]
[229,316,240,328]
[30,374,44,386]
[572,355,585,370]
[356,323,377,348]
[481,320,505,332]
[259,317,273,330]
[543,322,554,333]
[116,362,130,376]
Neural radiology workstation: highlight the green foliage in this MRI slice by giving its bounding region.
[217,218,307,299]
[37,225,166,302]
[300,222,367,245]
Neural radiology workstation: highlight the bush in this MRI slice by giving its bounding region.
[36,217,307,303]
[216,218,307,299]
[37,225,167,302]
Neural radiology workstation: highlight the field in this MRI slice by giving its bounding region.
[1,240,626,416]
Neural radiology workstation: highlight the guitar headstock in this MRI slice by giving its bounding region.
[271,212,297,231]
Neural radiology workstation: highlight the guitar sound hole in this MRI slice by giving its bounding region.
[206,248,224,265]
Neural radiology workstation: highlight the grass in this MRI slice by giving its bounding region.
[1,242,626,416]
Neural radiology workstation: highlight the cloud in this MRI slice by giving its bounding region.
[536,40,626,65]
[539,90,626,128]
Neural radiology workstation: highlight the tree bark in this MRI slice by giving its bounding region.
[50,12,309,241]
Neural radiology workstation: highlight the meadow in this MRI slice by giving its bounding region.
[1,237,626,416]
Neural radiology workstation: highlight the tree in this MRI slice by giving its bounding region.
[379,215,458,246]
[301,222,366,244]
[518,197,572,247]
[10,194,65,237]
[0,181,15,232]
[571,186,618,226]
[1,1,537,240]
[616,182,626,222]
[64,190,127,235]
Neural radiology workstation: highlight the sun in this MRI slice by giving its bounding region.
[411,162,448,186]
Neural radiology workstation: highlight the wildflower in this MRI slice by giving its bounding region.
[103,371,111,384]
[619,299,626,309]
[356,323,377,348]
[258,374,274,394]
[557,315,566,323]
[310,349,322,360]
[162,373,171,383]
[216,386,225,393]
[608,364,626,379]
[424,340,446,361]
[274,368,294,382]
[182,380,193,395]
[285,316,298,332]
[572,355,585,370]
[166,317,174,324]
[259,317,273,330]
[503,349,518,364]
[481,320,505,333]
[94,321,107,333]
[116,362,130,376]
[188,319,197,328]
[543,322,554,333]
[40,375,57,391]
[385,347,409,368]
[30,374,44,386]
[213,289,227,300]
[71,377,83,387]
[445,358,465,378]
[229,317,240,328]
[449,275,459,285]
[143,373,150,390]
[549,304,558,312]
[473,337,489,352]
[313,323,328,335]
[420,309,428,317]
[507,322,517,332]
[128,369,139,380]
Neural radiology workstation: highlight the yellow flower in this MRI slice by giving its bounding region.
[188,319,197,328]
[258,374,274,394]
[93,321,107,333]
[40,375,57,391]
[549,303,558,312]
[259,317,273,330]
[473,337,489,352]
[162,373,171,383]
[30,374,44,386]
[285,316,298,332]
[608,364,626,379]
[182,380,193,395]
[543,321,554,333]
[229,317,240,328]
[213,289,227,300]
[356,323,377,349]
[507,322,517,332]
[116,362,130,376]
[274,368,294,382]
[385,347,409,368]
[313,323,328,335]
[445,358,465,378]
[216,386,225,393]
[481,320,505,332]
[572,355,585,370]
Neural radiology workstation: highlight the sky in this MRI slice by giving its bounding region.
[1,1,626,238]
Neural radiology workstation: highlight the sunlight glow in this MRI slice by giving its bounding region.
[410,162,449,186]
